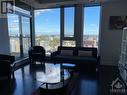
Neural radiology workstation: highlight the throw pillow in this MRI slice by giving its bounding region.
[78,50,92,57]
[60,50,73,56]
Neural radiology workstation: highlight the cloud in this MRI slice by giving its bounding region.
[13,19,18,23]
[35,9,52,17]
[89,24,97,27]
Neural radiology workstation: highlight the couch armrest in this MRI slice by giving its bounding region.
[51,51,60,57]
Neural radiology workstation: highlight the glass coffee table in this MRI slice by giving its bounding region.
[36,63,71,90]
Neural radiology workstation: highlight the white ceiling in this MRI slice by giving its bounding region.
[19,0,125,9]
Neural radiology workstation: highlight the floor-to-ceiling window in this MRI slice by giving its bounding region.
[83,6,100,48]
[7,7,31,59]
[62,7,75,47]
[8,14,20,57]
[35,8,60,55]
[21,17,31,57]
[64,7,74,37]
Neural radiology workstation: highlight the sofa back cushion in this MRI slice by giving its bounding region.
[58,46,76,56]
[76,47,97,58]
[60,50,73,56]
[57,46,97,57]
[78,50,92,57]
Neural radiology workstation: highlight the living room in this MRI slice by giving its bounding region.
[0,0,127,95]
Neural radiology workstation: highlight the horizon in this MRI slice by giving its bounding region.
[9,33,99,36]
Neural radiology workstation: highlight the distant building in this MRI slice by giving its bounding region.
[83,40,97,47]
[83,35,98,47]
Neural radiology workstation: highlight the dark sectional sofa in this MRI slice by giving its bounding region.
[51,46,99,68]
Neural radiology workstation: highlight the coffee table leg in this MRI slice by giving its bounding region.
[46,83,48,89]
[60,63,64,86]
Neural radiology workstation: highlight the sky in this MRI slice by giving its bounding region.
[35,8,60,35]
[35,6,100,36]
[84,6,100,35]
[8,6,100,36]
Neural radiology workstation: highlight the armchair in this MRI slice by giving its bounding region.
[0,54,15,79]
[0,60,11,80]
[28,46,46,67]
[0,60,12,94]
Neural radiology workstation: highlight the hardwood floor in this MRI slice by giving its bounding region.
[73,66,120,95]
[0,63,121,95]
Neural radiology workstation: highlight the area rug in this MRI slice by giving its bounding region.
[32,72,79,95]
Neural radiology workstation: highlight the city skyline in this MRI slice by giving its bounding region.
[8,6,100,57]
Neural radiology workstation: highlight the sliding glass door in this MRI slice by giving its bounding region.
[21,17,31,57]
[8,14,31,59]
[8,14,21,57]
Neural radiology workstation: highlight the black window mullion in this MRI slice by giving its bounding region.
[19,16,24,58]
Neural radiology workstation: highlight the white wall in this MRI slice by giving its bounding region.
[0,16,10,54]
[100,0,127,66]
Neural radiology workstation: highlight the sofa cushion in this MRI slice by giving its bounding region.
[54,55,74,60]
[76,47,97,57]
[60,50,73,56]
[73,56,97,63]
[54,55,97,64]
[78,50,92,57]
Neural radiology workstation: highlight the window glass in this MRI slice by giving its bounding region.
[62,41,75,47]
[64,7,74,37]
[83,6,100,48]
[35,8,60,55]
[8,14,31,59]
[8,14,20,57]
[22,16,31,57]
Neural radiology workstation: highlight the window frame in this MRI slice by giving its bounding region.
[61,6,76,46]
